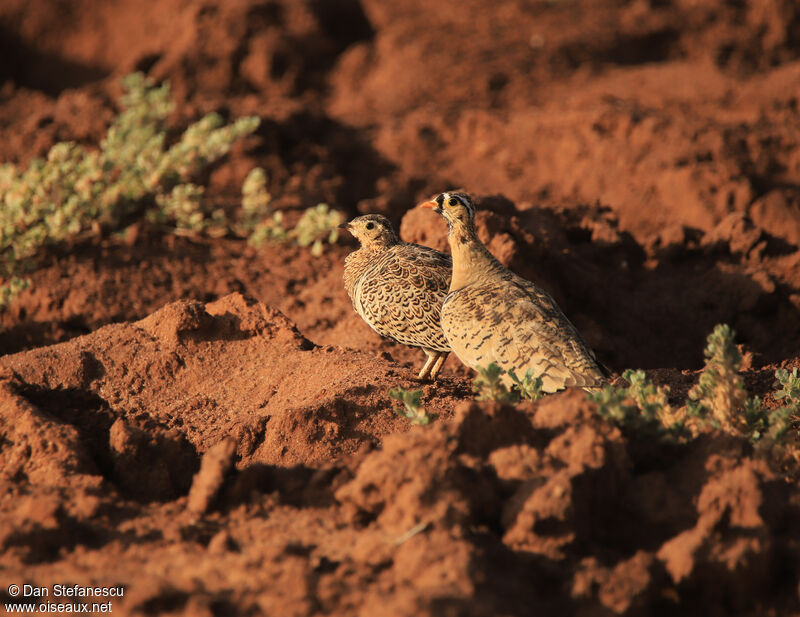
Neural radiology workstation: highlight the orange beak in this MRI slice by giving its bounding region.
[418,200,438,210]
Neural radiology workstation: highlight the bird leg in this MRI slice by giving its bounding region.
[429,353,448,380]
[417,352,436,380]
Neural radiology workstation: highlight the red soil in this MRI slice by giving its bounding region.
[2,0,800,614]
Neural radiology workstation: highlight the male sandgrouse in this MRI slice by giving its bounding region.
[340,214,452,380]
[419,192,607,393]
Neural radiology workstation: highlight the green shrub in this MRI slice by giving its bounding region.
[750,367,800,443]
[291,203,343,257]
[589,369,682,438]
[684,324,796,447]
[151,184,226,236]
[687,324,753,434]
[248,211,288,247]
[0,72,259,310]
[240,167,272,233]
[247,201,342,256]
[594,326,799,461]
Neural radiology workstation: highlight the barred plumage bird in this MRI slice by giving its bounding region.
[419,192,608,393]
[340,214,452,380]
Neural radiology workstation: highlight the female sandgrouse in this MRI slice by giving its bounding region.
[340,214,452,380]
[419,192,607,393]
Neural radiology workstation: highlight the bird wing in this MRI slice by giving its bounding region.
[495,278,606,392]
[444,276,605,393]
[356,244,452,352]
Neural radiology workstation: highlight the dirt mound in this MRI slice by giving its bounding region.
[1,294,472,475]
[3,311,798,614]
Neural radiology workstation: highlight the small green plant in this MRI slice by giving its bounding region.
[595,327,799,463]
[775,367,800,406]
[240,167,272,233]
[238,166,288,246]
[248,211,288,246]
[0,72,259,309]
[683,324,796,445]
[474,363,517,403]
[473,363,544,403]
[626,369,672,420]
[589,369,681,437]
[687,324,754,434]
[150,184,226,236]
[590,384,638,423]
[291,203,343,257]
[389,387,434,425]
[0,277,29,311]
[243,194,342,256]
[745,401,793,443]
[508,369,545,402]
[748,367,800,443]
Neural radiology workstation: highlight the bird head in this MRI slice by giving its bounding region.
[418,192,476,229]
[339,214,399,248]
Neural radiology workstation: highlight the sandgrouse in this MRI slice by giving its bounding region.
[340,214,452,380]
[419,192,608,393]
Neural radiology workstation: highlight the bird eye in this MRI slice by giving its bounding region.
[365,222,375,230]
[448,197,458,207]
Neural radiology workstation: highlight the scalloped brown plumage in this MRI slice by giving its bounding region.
[419,192,608,393]
[341,214,452,380]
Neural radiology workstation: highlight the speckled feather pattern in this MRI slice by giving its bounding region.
[343,224,452,355]
[433,192,607,393]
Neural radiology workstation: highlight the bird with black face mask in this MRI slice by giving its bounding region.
[419,192,608,393]
[339,214,452,380]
